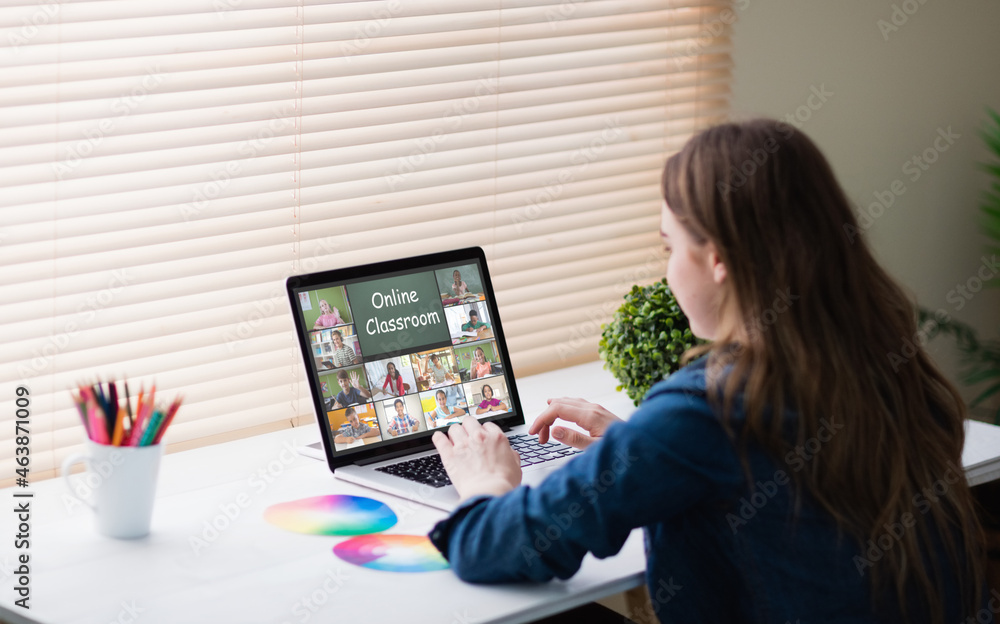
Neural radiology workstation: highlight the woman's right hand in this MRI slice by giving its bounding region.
[528,398,624,449]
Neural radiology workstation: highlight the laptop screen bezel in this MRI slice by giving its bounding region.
[286,246,525,471]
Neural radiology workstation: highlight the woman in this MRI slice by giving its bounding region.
[474,384,507,415]
[312,299,344,329]
[428,120,985,623]
[381,361,409,397]
[470,347,492,379]
[430,389,466,429]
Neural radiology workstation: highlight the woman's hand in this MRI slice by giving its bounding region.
[528,398,624,449]
[432,416,522,501]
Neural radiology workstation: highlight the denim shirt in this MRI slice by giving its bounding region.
[428,358,975,623]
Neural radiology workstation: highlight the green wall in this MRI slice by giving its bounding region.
[454,340,498,368]
[319,366,369,398]
[302,286,352,329]
[434,263,484,295]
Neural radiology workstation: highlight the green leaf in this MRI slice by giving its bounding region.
[963,368,1000,385]
[970,381,1000,407]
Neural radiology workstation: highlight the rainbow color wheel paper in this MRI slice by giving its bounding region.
[264,495,397,536]
[333,534,450,573]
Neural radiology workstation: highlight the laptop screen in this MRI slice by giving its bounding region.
[288,248,520,461]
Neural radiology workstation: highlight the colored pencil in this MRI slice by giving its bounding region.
[124,380,134,432]
[111,407,126,446]
[152,397,182,445]
[73,380,181,446]
[135,386,156,446]
[128,400,148,447]
[92,383,108,419]
[129,386,146,447]
[79,387,99,439]
[87,403,106,444]
[92,382,112,441]
[138,410,162,446]
[108,381,118,441]
[73,394,90,438]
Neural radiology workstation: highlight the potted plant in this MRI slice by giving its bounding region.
[598,278,699,406]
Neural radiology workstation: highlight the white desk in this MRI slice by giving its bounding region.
[0,361,641,624]
[964,418,1000,486]
[3,360,1000,624]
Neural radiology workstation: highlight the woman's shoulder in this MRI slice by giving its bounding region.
[600,357,746,491]
[642,356,710,403]
[629,356,748,433]
[634,354,774,437]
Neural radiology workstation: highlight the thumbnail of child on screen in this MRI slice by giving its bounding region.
[462,309,490,338]
[387,399,420,437]
[333,369,371,409]
[333,408,380,444]
[313,299,345,329]
[475,384,508,415]
[450,270,469,296]
[424,354,452,385]
[429,389,466,429]
[329,330,359,367]
[382,361,410,397]
[471,346,493,379]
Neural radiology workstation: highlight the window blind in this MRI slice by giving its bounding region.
[0,0,732,483]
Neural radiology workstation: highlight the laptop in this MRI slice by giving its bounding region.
[286,246,581,512]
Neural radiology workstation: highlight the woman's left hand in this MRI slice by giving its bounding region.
[432,416,522,501]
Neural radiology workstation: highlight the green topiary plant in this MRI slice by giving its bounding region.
[598,278,699,406]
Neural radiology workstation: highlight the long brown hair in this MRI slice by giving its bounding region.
[662,118,984,621]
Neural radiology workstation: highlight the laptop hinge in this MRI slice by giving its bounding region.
[353,420,515,467]
[354,445,434,466]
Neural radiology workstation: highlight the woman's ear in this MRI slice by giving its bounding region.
[708,243,727,284]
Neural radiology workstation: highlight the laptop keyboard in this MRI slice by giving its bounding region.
[374,434,581,488]
[510,434,582,465]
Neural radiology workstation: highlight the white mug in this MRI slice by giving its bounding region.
[62,440,163,539]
